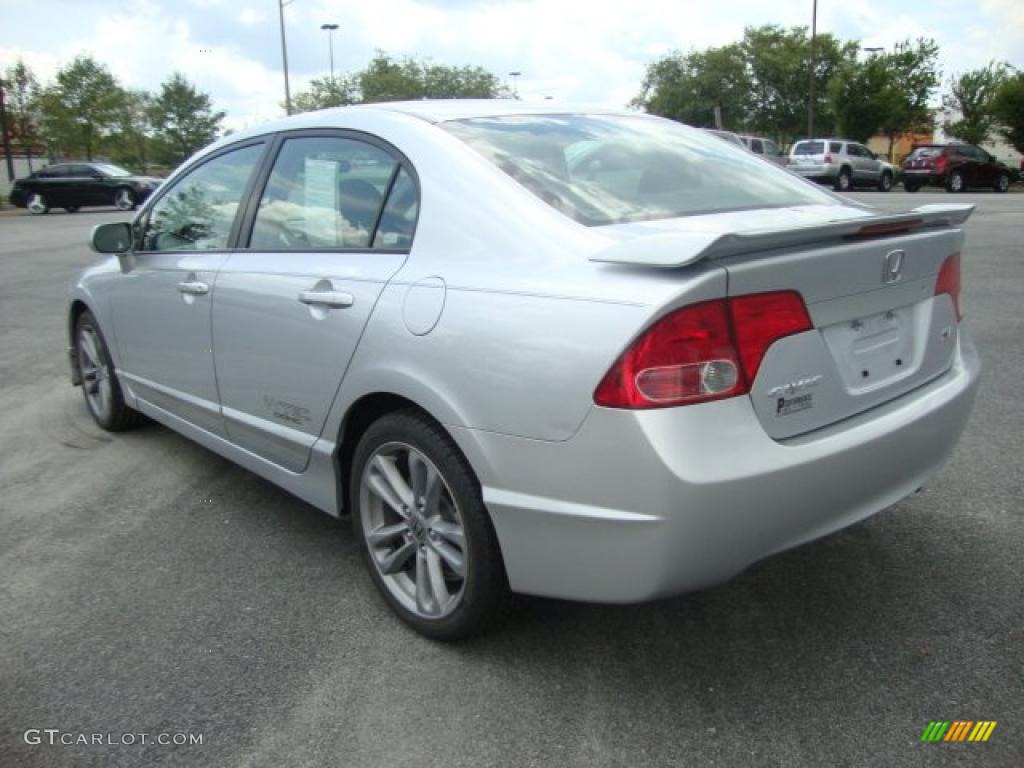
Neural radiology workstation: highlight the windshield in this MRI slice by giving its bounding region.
[93,163,132,177]
[444,115,835,226]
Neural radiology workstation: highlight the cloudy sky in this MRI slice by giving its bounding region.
[1,0,1021,130]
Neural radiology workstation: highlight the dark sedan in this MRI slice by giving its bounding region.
[9,162,162,214]
[901,143,1011,193]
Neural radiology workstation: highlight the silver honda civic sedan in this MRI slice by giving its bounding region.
[70,101,980,639]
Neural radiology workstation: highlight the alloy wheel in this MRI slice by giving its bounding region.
[359,441,467,619]
[27,193,47,214]
[78,326,113,422]
[115,189,135,210]
[950,172,963,192]
[998,175,1009,192]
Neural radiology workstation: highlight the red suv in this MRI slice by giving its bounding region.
[902,143,1011,193]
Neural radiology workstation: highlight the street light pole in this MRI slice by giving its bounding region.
[278,0,295,115]
[807,0,817,138]
[321,23,339,81]
[508,71,521,99]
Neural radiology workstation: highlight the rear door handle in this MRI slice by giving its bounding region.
[298,289,354,309]
[177,280,209,295]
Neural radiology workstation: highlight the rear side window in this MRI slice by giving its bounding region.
[141,143,265,252]
[446,115,835,226]
[250,136,398,250]
[793,141,824,155]
[750,138,764,153]
[373,168,419,250]
[830,142,843,154]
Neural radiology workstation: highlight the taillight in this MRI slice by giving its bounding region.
[934,155,948,173]
[935,253,962,321]
[823,154,833,164]
[594,292,813,409]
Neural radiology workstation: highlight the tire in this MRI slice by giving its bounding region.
[114,188,137,211]
[834,168,852,192]
[947,170,965,193]
[903,180,920,193]
[351,409,511,640]
[878,172,893,192]
[27,192,49,214]
[995,173,1009,193]
[64,205,80,213]
[73,310,146,431]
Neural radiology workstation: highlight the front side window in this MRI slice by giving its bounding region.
[445,115,836,226]
[763,140,780,156]
[92,163,132,177]
[141,143,264,252]
[250,136,398,250]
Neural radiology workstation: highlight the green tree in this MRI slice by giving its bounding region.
[991,71,1024,154]
[292,75,357,113]
[3,59,41,170]
[944,62,1010,145]
[875,39,941,157]
[112,89,154,173]
[148,73,225,164]
[828,55,892,143]
[829,40,940,156]
[37,55,124,160]
[632,44,752,130]
[290,51,505,113]
[742,25,857,145]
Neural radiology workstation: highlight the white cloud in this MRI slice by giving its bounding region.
[238,8,266,26]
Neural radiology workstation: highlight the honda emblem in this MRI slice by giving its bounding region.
[883,249,905,284]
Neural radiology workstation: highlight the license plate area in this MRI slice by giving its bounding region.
[820,305,918,393]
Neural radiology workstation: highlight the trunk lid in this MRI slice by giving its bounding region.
[592,203,973,438]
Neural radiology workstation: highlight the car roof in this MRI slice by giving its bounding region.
[344,99,631,123]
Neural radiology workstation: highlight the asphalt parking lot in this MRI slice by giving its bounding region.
[1,192,1021,768]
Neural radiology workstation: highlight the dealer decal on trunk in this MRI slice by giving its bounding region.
[767,374,824,417]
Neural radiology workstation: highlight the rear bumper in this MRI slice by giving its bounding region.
[453,333,980,603]
[902,171,945,187]
[790,164,837,181]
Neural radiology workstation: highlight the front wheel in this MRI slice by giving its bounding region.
[351,409,511,640]
[27,193,49,214]
[995,173,1009,193]
[878,172,893,192]
[114,188,137,211]
[74,310,146,431]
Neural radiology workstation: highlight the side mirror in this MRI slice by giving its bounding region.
[91,222,133,254]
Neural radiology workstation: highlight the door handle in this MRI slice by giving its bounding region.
[177,280,209,296]
[298,289,354,309]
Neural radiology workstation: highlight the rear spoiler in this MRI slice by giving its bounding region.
[590,204,975,268]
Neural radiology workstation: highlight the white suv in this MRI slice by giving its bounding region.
[789,138,896,192]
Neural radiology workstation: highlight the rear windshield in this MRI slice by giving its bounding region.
[908,147,943,159]
[443,115,835,226]
[793,141,825,155]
